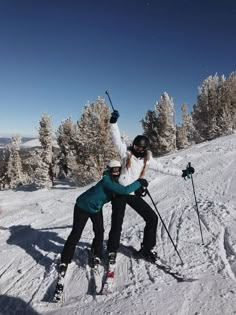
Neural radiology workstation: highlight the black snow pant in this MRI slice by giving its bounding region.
[107,194,158,253]
[61,205,104,264]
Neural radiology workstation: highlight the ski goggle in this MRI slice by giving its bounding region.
[110,167,121,175]
[133,144,147,153]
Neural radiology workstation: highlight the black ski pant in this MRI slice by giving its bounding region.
[61,205,104,264]
[107,194,158,253]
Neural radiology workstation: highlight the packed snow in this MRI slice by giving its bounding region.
[1,134,236,315]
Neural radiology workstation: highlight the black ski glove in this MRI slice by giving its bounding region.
[110,110,120,124]
[138,178,149,187]
[135,186,147,197]
[135,178,148,197]
[182,166,195,179]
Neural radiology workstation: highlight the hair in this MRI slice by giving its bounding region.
[133,135,150,147]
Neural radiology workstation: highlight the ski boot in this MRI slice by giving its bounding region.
[90,256,101,269]
[133,245,157,264]
[108,252,117,265]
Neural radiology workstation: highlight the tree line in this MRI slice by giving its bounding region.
[1,72,236,190]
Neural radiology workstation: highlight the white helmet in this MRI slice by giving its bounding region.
[108,160,121,168]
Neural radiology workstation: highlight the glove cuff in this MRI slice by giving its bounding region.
[110,117,117,124]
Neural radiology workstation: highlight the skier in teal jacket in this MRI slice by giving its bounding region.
[59,160,148,273]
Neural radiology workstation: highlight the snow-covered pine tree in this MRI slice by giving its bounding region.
[154,92,176,155]
[216,75,233,135]
[56,116,78,178]
[226,72,236,131]
[35,113,53,188]
[73,97,118,185]
[141,109,160,156]
[0,147,10,190]
[22,149,38,184]
[192,74,221,142]
[121,131,131,146]
[6,135,24,189]
[192,73,236,141]
[176,104,194,149]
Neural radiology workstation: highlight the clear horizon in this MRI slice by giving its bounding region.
[1,0,236,138]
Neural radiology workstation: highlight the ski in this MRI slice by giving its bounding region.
[86,249,103,295]
[129,246,197,283]
[53,263,68,303]
[153,257,197,282]
[101,261,116,295]
[88,263,103,295]
[53,275,65,302]
[101,253,116,295]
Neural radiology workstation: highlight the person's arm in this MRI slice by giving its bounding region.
[148,156,182,176]
[103,175,141,194]
[110,123,127,159]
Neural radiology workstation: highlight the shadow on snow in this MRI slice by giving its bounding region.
[7,224,66,272]
[0,294,40,315]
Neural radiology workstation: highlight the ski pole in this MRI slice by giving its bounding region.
[146,189,184,265]
[188,162,204,245]
[105,90,115,111]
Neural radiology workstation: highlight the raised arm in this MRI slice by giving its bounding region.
[110,111,127,158]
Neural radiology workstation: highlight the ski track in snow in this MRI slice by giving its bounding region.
[1,135,236,314]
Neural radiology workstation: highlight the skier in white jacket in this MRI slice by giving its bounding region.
[107,110,194,263]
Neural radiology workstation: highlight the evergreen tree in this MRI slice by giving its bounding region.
[0,147,10,190]
[216,75,233,135]
[192,73,236,142]
[73,97,118,185]
[22,148,41,185]
[141,92,176,156]
[176,104,193,149]
[141,110,160,156]
[6,135,24,189]
[121,131,131,146]
[35,113,53,188]
[192,74,220,141]
[226,72,236,130]
[154,92,176,155]
[56,116,78,178]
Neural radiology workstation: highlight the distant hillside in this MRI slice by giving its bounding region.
[0,137,37,147]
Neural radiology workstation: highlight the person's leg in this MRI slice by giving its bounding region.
[126,195,158,250]
[60,205,89,264]
[90,211,104,259]
[107,195,127,253]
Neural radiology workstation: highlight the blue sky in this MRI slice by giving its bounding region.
[0,0,236,139]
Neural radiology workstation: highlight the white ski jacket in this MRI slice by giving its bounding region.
[110,123,182,186]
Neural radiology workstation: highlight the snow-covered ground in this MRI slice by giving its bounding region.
[1,134,236,315]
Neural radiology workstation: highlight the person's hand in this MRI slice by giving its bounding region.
[188,166,195,174]
[135,186,146,197]
[182,166,195,179]
[110,110,120,124]
[138,178,149,187]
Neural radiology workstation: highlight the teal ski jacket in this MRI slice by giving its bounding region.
[76,172,141,214]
